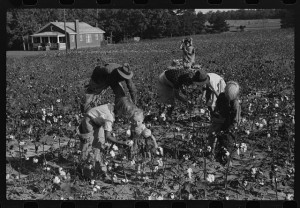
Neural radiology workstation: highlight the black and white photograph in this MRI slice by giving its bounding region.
[6,8,295,200]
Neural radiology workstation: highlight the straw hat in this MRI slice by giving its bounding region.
[117,63,133,79]
[192,69,209,84]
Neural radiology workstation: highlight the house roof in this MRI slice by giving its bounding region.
[31,31,65,37]
[34,21,105,35]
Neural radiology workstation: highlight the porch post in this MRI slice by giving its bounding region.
[57,36,60,50]
[40,37,42,43]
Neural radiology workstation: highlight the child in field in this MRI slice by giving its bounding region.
[131,124,159,162]
[78,97,143,181]
[192,70,226,114]
[180,37,195,69]
[208,81,241,157]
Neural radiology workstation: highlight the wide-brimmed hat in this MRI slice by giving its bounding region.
[184,37,192,44]
[192,69,209,84]
[117,63,133,79]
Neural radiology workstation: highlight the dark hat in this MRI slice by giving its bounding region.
[117,63,133,79]
[184,37,192,43]
[192,69,209,84]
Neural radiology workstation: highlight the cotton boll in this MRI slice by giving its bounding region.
[110,150,116,158]
[53,176,60,184]
[187,168,193,179]
[126,129,131,137]
[112,144,118,151]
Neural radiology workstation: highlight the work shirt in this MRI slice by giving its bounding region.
[89,63,137,103]
[87,104,115,132]
[203,73,226,108]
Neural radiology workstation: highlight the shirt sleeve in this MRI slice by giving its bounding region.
[125,79,137,104]
[111,82,126,102]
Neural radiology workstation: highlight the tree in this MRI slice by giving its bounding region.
[175,9,197,36]
[209,12,229,33]
[164,10,180,37]
[194,12,206,34]
[280,9,295,28]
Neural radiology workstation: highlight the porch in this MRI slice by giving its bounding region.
[30,32,67,51]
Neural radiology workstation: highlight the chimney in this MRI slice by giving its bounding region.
[75,19,80,34]
[75,20,79,49]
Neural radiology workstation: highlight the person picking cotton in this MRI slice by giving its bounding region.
[80,62,137,114]
[208,81,241,157]
[192,69,226,114]
[77,97,141,181]
[156,65,201,119]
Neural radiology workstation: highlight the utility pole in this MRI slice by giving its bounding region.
[22,36,26,51]
[110,31,112,44]
[64,9,68,53]
[96,9,98,28]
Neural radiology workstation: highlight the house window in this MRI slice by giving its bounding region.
[86,34,92,43]
[50,26,53,31]
[71,35,75,42]
[50,37,57,43]
[80,34,83,41]
[33,37,40,43]
[59,37,66,43]
[95,34,98,40]
[41,37,48,43]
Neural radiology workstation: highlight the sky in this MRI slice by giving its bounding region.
[195,9,239,14]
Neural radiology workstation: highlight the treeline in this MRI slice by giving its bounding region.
[7,9,294,50]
